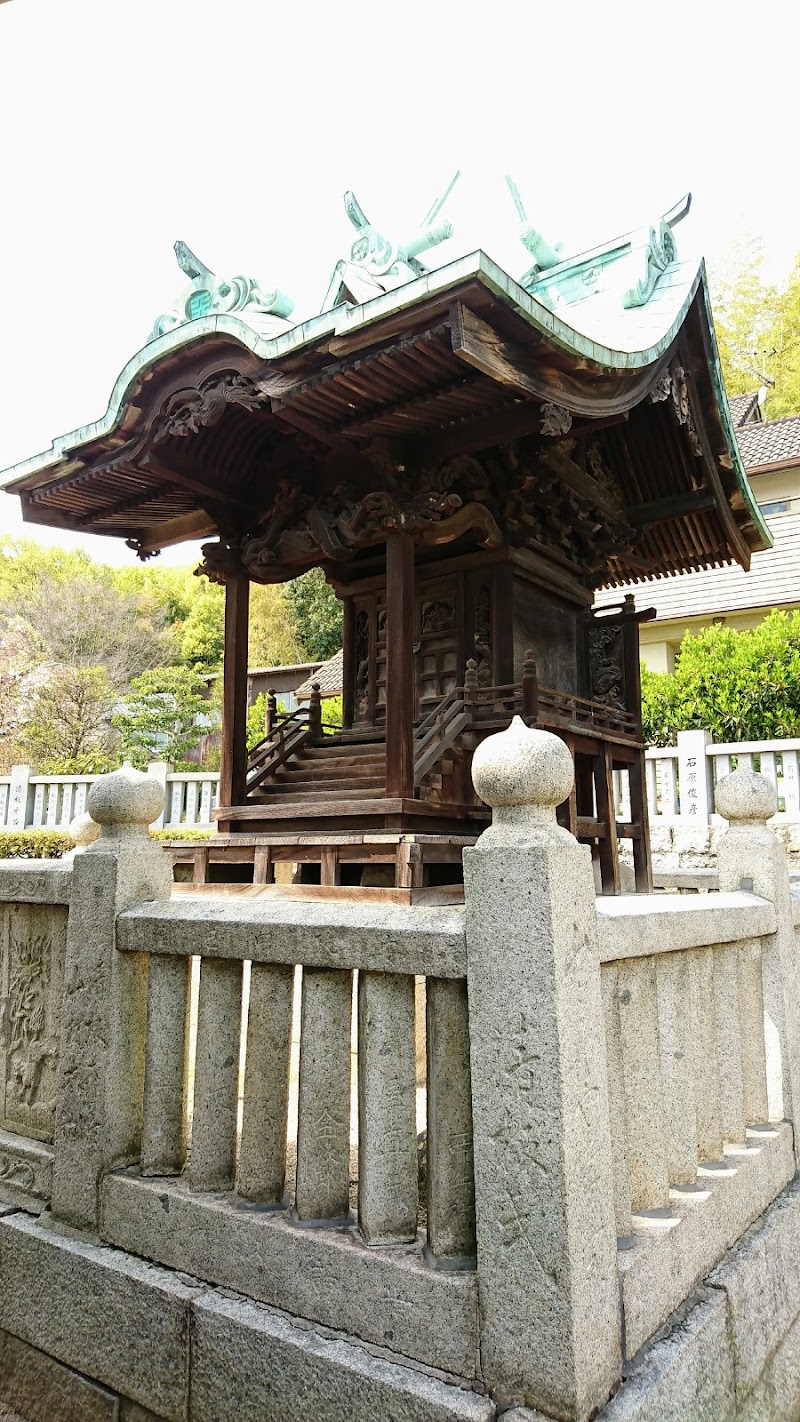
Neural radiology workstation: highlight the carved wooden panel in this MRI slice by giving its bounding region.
[416,576,459,709]
[0,903,67,1143]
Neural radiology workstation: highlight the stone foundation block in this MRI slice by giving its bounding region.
[190,1291,495,1422]
[101,1172,479,1378]
[601,1290,735,1422]
[0,1327,119,1422]
[736,1305,800,1422]
[709,1176,800,1398]
[0,1212,203,1421]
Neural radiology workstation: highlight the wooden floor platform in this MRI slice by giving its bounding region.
[169,831,479,889]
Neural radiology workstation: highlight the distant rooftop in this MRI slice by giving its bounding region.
[736,414,800,471]
[729,391,763,427]
[296,649,343,699]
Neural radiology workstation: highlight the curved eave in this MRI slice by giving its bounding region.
[0,250,768,502]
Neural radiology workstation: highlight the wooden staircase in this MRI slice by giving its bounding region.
[249,740,387,808]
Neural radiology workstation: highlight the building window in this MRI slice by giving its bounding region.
[758,499,790,516]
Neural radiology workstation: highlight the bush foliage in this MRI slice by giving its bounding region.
[0,829,72,858]
[642,611,800,746]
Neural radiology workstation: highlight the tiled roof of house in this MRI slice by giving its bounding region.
[595,512,800,622]
[295,648,343,698]
[736,414,800,470]
[729,391,762,427]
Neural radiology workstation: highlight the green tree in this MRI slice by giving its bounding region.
[708,237,800,418]
[17,665,116,773]
[111,666,213,769]
[641,612,800,746]
[178,581,225,671]
[285,569,343,661]
[249,583,305,667]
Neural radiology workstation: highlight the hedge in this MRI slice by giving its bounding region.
[0,830,73,859]
[0,827,213,859]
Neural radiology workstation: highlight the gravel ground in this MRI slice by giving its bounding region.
[0,1404,29,1421]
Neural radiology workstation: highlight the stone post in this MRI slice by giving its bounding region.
[146,761,173,830]
[676,728,712,827]
[463,717,620,1419]
[716,768,800,1161]
[52,763,173,1230]
[7,763,34,830]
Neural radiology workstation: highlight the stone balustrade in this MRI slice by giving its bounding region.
[2,731,800,1421]
[0,761,219,832]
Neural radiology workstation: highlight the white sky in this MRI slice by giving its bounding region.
[1,0,799,567]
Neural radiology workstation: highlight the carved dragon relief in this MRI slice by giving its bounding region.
[152,371,263,444]
[195,433,639,585]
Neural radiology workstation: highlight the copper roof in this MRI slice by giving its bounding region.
[736,414,800,471]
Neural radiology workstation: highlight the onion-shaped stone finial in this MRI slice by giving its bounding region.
[715,767,777,825]
[87,761,164,832]
[68,810,100,852]
[471,716,574,845]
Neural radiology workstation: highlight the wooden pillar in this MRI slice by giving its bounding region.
[341,595,356,730]
[218,574,250,824]
[385,533,415,800]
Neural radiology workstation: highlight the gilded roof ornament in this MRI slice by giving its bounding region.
[321,174,461,311]
[149,241,295,343]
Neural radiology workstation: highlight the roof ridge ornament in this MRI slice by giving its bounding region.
[505,175,564,285]
[149,242,295,343]
[321,174,461,312]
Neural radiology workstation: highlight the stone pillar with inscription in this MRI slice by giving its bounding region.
[463,717,620,1420]
[51,763,172,1230]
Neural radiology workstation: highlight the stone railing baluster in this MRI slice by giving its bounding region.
[294,968,352,1223]
[617,957,670,1212]
[738,938,769,1125]
[141,955,190,1176]
[713,943,746,1144]
[237,963,294,1204]
[425,976,476,1266]
[655,953,698,1185]
[601,965,633,1242]
[189,958,243,1191]
[689,947,724,1162]
[357,971,417,1244]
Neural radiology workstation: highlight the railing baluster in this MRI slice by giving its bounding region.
[142,955,190,1176]
[425,977,476,1265]
[295,968,352,1223]
[782,750,800,817]
[601,965,633,1240]
[358,971,418,1244]
[617,958,670,1211]
[170,780,183,827]
[738,939,769,1125]
[184,780,199,827]
[60,782,73,826]
[689,948,724,1161]
[656,954,697,1184]
[189,958,243,1190]
[238,963,294,1204]
[713,944,746,1144]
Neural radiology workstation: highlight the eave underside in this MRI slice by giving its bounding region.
[7,281,765,587]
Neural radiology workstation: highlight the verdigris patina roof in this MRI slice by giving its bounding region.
[0,185,771,586]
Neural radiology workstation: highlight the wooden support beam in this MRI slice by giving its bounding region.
[218,575,250,826]
[130,510,218,555]
[626,488,717,527]
[385,533,415,800]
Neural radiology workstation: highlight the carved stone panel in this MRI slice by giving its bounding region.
[0,903,67,1143]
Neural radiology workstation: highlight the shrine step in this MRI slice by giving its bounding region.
[250,786,388,804]
[269,773,386,791]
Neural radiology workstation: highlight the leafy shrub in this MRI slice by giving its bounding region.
[150,828,212,842]
[0,829,72,858]
[642,611,800,746]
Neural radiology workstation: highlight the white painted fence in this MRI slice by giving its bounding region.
[0,762,219,833]
[643,730,800,827]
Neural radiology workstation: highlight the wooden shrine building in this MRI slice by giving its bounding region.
[1,185,770,893]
